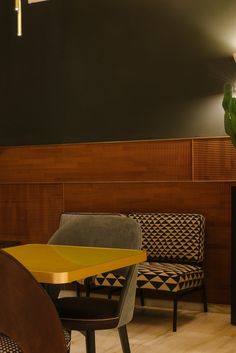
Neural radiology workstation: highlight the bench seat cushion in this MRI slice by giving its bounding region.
[95,262,204,293]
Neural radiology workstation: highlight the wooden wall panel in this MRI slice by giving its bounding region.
[206,248,230,304]
[193,137,236,180]
[0,184,64,244]
[0,137,233,304]
[64,181,229,221]
[0,139,192,183]
[64,181,231,304]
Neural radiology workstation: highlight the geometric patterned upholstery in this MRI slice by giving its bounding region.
[94,212,205,294]
[0,330,71,353]
[128,213,205,263]
[137,262,204,292]
[95,261,204,293]
[89,212,207,332]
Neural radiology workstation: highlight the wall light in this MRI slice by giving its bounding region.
[233,53,236,62]
[15,0,48,37]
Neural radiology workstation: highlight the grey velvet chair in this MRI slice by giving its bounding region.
[48,213,142,353]
[0,250,70,353]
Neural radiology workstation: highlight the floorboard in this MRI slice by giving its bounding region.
[70,306,236,353]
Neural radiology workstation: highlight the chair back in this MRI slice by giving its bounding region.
[50,214,141,273]
[49,213,142,326]
[59,212,125,228]
[0,250,67,353]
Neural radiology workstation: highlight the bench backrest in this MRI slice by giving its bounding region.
[128,213,205,264]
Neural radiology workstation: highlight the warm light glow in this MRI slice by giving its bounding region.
[17,0,22,37]
[15,0,48,37]
[168,2,236,56]
[233,53,236,62]
[15,0,19,11]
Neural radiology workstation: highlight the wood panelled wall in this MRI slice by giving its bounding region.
[0,137,235,304]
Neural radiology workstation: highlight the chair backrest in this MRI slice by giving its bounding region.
[50,214,141,263]
[0,250,67,353]
[59,212,125,228]
[128,212,205,264]
[49,213,142,326]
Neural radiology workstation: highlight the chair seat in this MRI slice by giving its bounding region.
[95,262,204,293]
[0,330,71,353]
[55,296,119,331]
[0,334,22,353]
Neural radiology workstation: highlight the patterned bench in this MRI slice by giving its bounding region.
[95,212,207,331]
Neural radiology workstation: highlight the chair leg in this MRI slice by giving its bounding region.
[84,278,91,297]
[173,296,178,332]
[67,330,72,353]
[118,325,131,353]
[202,281,208,312]
[139,288,145,306]
[85,331,96,353]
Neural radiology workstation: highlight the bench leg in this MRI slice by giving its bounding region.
[173,296,178,332]
[202,280,208,312]
[139,288,145,306]
[84,277,93,297]
[108,287,113,299]
[85,285,91,297]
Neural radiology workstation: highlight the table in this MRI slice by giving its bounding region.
[4,244,146,284]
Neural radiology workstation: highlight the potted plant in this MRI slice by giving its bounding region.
[223,83,236,146]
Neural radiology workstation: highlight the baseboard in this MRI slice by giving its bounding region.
[135,297,230,314]
[60,289,230,314]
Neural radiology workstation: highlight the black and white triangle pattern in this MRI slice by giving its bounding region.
[136,262,204,292]
[128,213,205,263]
[95,261,204,293]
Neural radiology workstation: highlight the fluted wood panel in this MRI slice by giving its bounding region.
[193,137,236,181]
[0,184,63,244]
[0,140,192,183]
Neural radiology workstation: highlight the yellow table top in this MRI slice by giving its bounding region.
[4,244,146,284]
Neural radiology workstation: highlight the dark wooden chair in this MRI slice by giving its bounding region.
[0,249,71,353]
[49,213,142,353]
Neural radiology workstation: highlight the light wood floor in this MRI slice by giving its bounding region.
[70,306,236,353]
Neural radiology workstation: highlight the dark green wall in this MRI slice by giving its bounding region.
[0,0,235,146]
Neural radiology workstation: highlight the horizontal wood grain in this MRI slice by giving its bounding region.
[205,248,230,305]
[0,139,192,183]
[63,181,231,246]
[0,184,64,244]
[70,307,234,353]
